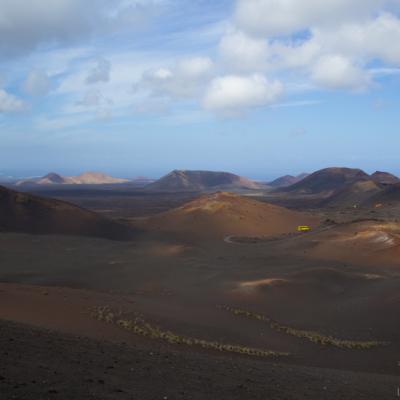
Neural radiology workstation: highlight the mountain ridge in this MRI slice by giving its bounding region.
[146,170,263,192]
[16,172,130,186]
[269,173,309,188]
[279,167,371,194]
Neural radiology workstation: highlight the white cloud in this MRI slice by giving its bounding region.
[56,50,161,118]
[0,89,27,113]
[22,69,51,96]
[219,29,269,72]
[138,67,174,96]
[138,56,214,98]
[34,47,93,77]
[0,0,168,58]
[74,88,114,118]
[0,0,100,57]
[311,13,400,66]
[229,1,400,93]
[86,58,111,84]
[202,74,283,113]
[234,0,389,36]
[176,57,214,80]
[3,0,399,124]
[270,40,321,70]
[311,55,371,90]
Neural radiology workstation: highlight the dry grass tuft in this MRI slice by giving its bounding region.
[92,306,289,358]
[219,306,388,350]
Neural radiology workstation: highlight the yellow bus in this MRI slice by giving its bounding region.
[297,226,311,232]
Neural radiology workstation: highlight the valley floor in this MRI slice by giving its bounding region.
[1,188,400,399]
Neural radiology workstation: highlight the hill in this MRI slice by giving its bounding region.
[16,173,70,186]
[68,172,130,185]
[300,220,400,266]
[141,192,319,238]
[16,172,129,186]
[0,185,133,240]
[269,173,309,188]
[146,170,261,192]
[365,182,400,206]
[370,171,400,185]
[280,167,370,195]
[321,180,382,208]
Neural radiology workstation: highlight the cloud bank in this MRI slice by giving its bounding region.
[1,0,400,121]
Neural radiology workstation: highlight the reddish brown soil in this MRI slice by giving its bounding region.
[2,319,399,400]
[0,185,133,240]
[1,189,400,399]
[140,192,320,239]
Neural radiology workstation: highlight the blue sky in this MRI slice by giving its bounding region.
[0,0,400,181]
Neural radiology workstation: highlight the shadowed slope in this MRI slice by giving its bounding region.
[269,173,309,188]
[365,182,400,206]
[0,186,133,240]
[371,171,400,185]
[321,180,382,207]
[280,167,370,195]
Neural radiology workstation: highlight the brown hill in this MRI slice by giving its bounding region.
[146,170,261,192]
[280,167,370,195]
[16,173,69,186]
[17,172,129,186]
[269,173,309,188]
[370,171,400,185]
[365,182,400,206]
[68,172,130,185]
[0,186,133,240]
[321,180,382,208]
[142,192,320,238]
[301,220,400,266]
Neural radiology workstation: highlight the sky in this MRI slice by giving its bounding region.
[1,0,400,181]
